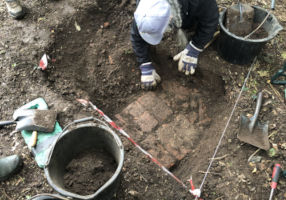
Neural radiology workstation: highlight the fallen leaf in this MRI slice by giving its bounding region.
[74,21,81,31]
[249,162,256,167]
[37,17,45,22]
[263,56,273,64]
[249,156,262,163]
[281,51,286,60]
[128,190,139,196]
[280,143,286,150]
[268,148,277,157]
[258,162,267,171]
[252,167,257,174]
[108,55,114,64]
[272,143,279,151]
[103,22,110,28]
[257,70,269,77]
[238,174,247,182]
[242,87,249,92]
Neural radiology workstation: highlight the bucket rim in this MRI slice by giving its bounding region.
[219,5,283,43]
[44,123,124,200]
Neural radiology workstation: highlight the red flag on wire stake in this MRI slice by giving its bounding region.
[38,54,49,70]
[188,176,202,199]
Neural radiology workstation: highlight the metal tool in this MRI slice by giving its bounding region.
[238,92,270,150]
[269,164,281,200]
[271,62,286,101]
[0,109,57,132]
[238,1,243,22]
[271,0,276,10]
[271,62,286,85]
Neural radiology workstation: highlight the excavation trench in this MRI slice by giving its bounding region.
[44,0,229,198]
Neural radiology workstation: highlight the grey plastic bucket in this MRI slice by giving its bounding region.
[44,119,124,200]
[217,6,283,65]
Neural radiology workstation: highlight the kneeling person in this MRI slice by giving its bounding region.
[131,0,219,90]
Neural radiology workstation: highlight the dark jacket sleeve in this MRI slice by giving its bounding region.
[180,0,219,49]
[130,19,151,65]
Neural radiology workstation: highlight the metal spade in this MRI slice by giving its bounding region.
[238,92,270,150]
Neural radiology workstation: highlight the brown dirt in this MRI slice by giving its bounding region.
[0,0,285,199]
[248,23,269,39]
[63,148,116,196]
[225,6,269,39]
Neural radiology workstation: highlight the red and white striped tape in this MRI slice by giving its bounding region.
[76,99,201,198]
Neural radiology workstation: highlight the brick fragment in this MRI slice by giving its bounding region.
[157,115,196,161]
[122,101,145,118]
[141,115,198,168]
[135,111,158,132]
[137,92,172,122]
[162,81,191,101]
[142,134,177,168]
[137,92,158,108]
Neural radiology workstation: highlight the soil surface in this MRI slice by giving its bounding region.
[225,7,268,39]
[0,0,285,199]
[63,148,116,196]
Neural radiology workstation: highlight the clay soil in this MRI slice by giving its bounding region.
[0,0,286,199]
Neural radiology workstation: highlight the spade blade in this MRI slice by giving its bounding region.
[238,115,270,150]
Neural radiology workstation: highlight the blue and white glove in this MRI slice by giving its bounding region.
[173,42,203,75]
[140,62,161,90]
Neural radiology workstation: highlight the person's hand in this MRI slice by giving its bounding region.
[173,42,202,75]
[140,62,161,90]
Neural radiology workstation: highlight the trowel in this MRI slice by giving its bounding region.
[0,109,57,132]
[238,92,270,150]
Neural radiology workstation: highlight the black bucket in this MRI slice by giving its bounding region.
[44,119,124,200]
[217,6,283,65]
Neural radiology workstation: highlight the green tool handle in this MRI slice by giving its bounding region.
[249,92,262,133]
[0,120,16,127]
[271,62,286,85]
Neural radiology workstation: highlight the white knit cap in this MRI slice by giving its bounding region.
[134,0,171,45]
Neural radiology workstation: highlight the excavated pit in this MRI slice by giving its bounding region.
[45,0,226,115]
[43,1,229,198]
[46,1,139,114]
[1,0,286,199]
